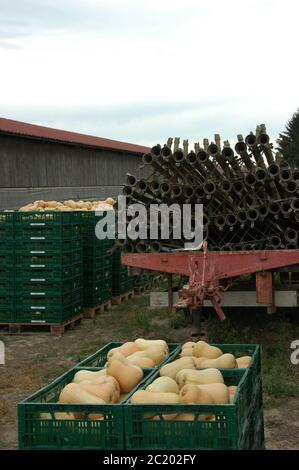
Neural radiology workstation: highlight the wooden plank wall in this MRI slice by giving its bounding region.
[0,134,147,209]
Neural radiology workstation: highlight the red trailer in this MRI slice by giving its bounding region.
[122,242,299,320]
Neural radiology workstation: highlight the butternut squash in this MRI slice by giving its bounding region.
[182,341,196,349]
[176,368,224,389]
[201,353,237,369]
[119,341,141,357]
[175,413,195,421]
[193,357,209,368]
[228,385,238,403]
[39,412,52,420]
[40,412,75,420]
[80,382,120,403]
[127,347,167,366]
[236,356,252,368]
[180,384,214,404]
[107,351,130,365]
[107,359,143,393]
[192,341,223,359]
[135,338,168,352]
[54,412,75,420]
[150,414,178,421]
[127,356,155,368]
[159,357,195,379]
[119,393,129,402]
[165,413,215,422]
[180,348,193,357]
[130,390,180,405]
[59,383,106,405]
[107,342,140,360]
[73,369,106,383]
[78,375,120,391]
[146,377,179,394]
[106,351,147,369]
[196,383,229,404]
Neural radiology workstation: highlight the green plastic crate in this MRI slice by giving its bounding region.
[18,367,154,450]
[84,279,112,295]
[124,368,264,450]
[0,280,14,296]
[15,250,83,267]
[0,267,15,281]
[0,306,14,322]
[0,251,14,267]
[15,301,82,324]
[14,239,82,254]
[155,344,262,432]
[14,211,83,226]
[15,276,83,295]
[14,225,82,240]
[84,256,112,270]
[15,264,83,282]
[83,244,114,258]
[112,270,130,283]
[76,342,181,369]
[84,268,112,283]
[83,290,112,308]
[0,212,15,240]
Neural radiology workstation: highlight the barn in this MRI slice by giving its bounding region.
[0,117,149,209]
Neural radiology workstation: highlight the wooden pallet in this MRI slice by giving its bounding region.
[0,314,83,336]
[111,290,135,305]
[83,300,112,318]
[134,283,151,295]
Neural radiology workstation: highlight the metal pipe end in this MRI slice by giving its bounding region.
[245,133,257,147]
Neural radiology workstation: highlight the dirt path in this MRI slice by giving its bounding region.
[0,294,298,450]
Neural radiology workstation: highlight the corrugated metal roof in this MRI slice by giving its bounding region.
[0,117,150,155]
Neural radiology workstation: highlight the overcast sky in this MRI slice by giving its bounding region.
[0,0,298,147]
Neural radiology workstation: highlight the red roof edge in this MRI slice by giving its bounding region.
[0,117,150,155]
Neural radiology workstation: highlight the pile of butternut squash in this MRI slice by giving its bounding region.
[180,340,252,369]
[40,339,169,420]
[129,340,253,420]
[105,338,169,368]
[18,198,116,212]
[130,360,237,421]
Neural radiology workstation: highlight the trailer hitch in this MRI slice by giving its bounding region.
[175,242,229,320]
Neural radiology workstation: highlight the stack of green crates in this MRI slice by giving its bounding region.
[0,212,15,323]
[0,211,84,324]
[81,212,113,308]
[112,246,134,296]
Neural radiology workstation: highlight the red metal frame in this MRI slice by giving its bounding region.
[122,244,299,320]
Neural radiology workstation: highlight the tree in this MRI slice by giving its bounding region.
[277,109,299,167]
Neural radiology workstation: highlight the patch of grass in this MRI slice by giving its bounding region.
[170,313,191,329]
[134,311,151,335]
[204,307,299,400]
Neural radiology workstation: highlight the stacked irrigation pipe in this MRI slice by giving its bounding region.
[120,124,299,252]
